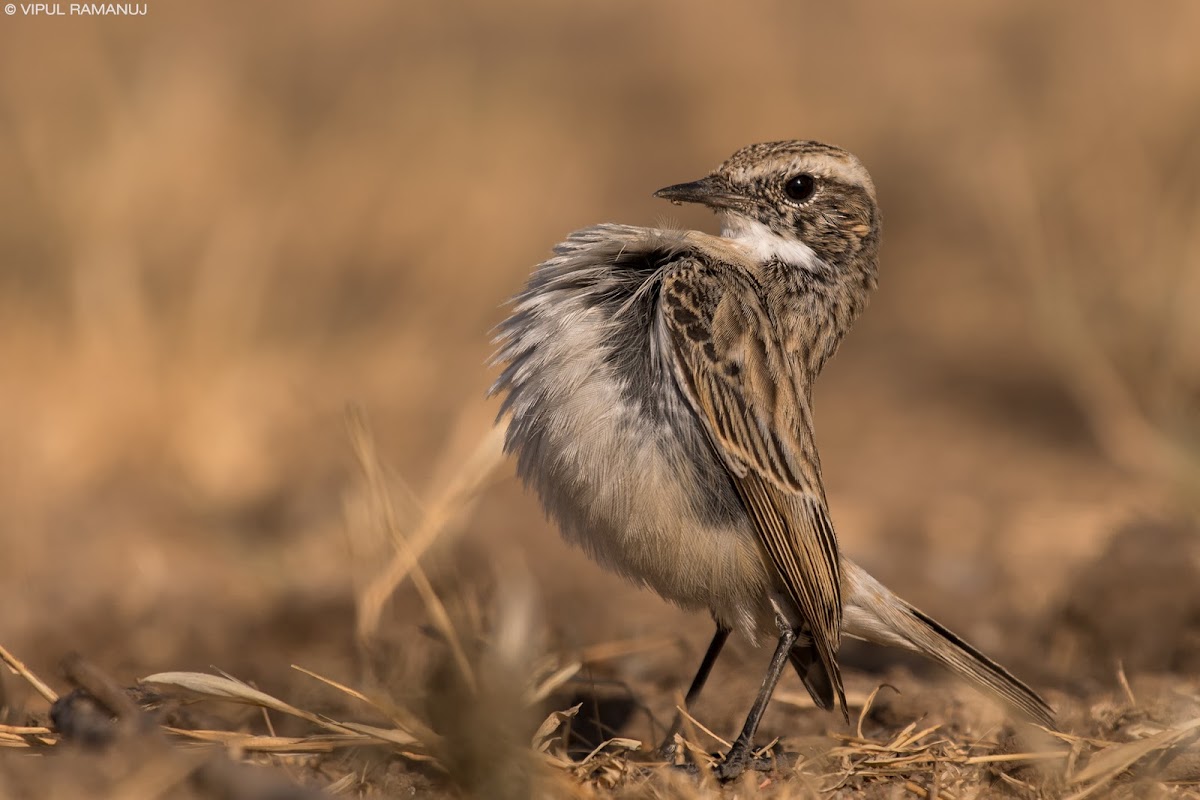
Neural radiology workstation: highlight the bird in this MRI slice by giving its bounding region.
[489,140,1054,780]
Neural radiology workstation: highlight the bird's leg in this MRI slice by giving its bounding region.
[715,614,796,782]
[655,624,730,760]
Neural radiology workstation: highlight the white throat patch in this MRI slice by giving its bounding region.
[720,215,820,269]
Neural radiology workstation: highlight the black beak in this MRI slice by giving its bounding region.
[653,175,736,209]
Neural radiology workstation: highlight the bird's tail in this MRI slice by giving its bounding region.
[789,644,837,714]
[842,561,1056,729]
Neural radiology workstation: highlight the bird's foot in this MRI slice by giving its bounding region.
[714,740,795,782]
[652,735,795,781]
[653,737,678,763]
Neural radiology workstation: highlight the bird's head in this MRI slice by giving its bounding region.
[655,140,880,272]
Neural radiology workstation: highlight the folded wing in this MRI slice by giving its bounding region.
[659,259,847,716]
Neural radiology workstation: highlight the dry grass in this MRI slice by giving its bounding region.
[5,601,1200,798]
[5,424,1200,797]
[2,0,1200,797]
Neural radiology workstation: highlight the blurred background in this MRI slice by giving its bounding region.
[1,0,1199,785]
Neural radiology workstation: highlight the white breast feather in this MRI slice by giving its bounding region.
[721,215,821,268]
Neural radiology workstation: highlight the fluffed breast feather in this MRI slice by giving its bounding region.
[491,224,685,419]
[490,225,781,640]
[491,223,849,715]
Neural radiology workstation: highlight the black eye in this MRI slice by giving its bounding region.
[784,174,816,202]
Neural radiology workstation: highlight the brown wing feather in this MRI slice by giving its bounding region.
[659,259,847,715]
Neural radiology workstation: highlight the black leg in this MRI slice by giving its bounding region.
[716,616,796,782]
[656,624,730,759]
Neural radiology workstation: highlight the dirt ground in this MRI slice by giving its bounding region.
[2,2,1200,798]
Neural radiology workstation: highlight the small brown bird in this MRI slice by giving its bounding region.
[491,141,1053,780]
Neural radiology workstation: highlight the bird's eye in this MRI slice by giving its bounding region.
[784,174,816,202]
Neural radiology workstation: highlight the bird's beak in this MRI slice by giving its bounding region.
[653,175,737,210]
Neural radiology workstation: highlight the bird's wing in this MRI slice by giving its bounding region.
[659,257,846,715]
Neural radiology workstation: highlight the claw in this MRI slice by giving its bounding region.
[714,742,797,782]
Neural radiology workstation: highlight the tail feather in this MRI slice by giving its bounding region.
[788,644,837,714]
[843,561,1056,729]
[901,604,1056,728]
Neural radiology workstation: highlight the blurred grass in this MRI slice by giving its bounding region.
[1,0,1199,796]
[3,1,1199,508]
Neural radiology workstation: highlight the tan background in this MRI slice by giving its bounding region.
[1,0,1199,794]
